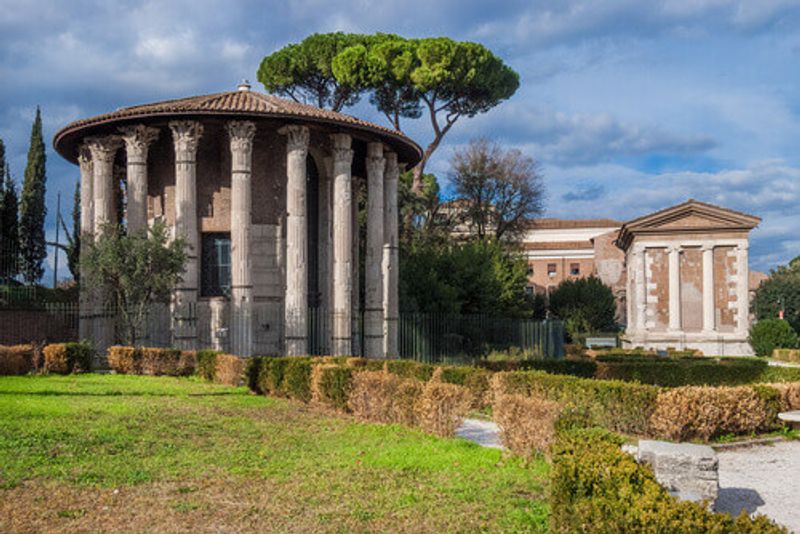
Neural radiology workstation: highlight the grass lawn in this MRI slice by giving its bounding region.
[0,374,548,533]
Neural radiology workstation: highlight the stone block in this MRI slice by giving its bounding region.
[637,440,719,508]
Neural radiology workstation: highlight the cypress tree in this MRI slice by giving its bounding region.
[0,153,21,282]
[18,107,47,284]
[63,180,81,282]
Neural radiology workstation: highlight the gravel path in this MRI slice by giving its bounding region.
[716,441,800,532]
[456,419,503,449]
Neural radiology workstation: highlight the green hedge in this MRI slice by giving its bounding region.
[479,358,597,378]
[597,357,800,386]
[495,370,659,435]
[196,350,220,381]
[314,365,354,411]
[549,428,785,533]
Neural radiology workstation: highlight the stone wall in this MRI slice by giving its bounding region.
[714,246,737,332]
[646,248,669,331]
[680,247,703,332]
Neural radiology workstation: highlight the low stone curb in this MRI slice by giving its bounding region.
[711,436,788,451]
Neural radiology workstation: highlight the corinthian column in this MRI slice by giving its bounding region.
[382,151,400,358]
[279,125,310,356]
[119,125,159,234]
[78,145,94,342]
[364,143,385,358]
[228,120,256,356]
[86,135,121,357]
[331,134,353,355]
[169,121,203,349]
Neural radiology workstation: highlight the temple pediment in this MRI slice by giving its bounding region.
[615,199,760,250]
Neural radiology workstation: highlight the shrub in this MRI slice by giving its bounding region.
[348,370,402,423]
[594,357,769,387]
[246,357,265,394]
[749,319,798,357]
[385,360,434,381]
[310,363,353,411]
[415,379,472,437]
[394,379,424,426]
[769,382,800,411]
[494,392,560,458]
[0,344,35,375]
[650,386,778,441]
[107,346,140,373]
[283,359,312,401]
[549,428,785,534]
[478,358,597,378]
[548,276,617,339]
[43,342,92,374]
[259,357,289,396]
[196,350,220,381]
[490,370,658,435]
[141,348,183,376]
[215,354,246,386]
[773,348,800,363]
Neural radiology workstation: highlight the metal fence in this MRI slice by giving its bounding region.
[0,301,564,361]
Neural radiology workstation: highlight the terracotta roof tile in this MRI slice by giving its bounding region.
[54,90,422,164]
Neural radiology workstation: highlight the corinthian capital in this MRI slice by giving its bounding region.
[169,121,204,159]
[330,133,353,165]
[226,120,257,153]
[278,124,309,153]
[85,136,122,165]
[78,144,93,173]
[119,125,160,161]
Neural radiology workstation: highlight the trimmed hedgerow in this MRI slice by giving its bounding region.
[310,363,354,411]
[108,346,140,374]
[773,348,800,363]
[43,342,92,374]
[478,358,598,378]
[490,370,659,436]
[246,357,266,394]
[196,350,220,381]
[0,344,35,375]
[594,357,769,387]
[415,378,472,437]
[283,359,313,402]
[650,385,782,441]
[494,391,561,459]
[214,354,247,386]
[549,428,786,533]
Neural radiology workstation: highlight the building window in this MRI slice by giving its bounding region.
[201,233,231,297]
[547,263,557,277]
[570,263,580,276]
[527,265,534,276]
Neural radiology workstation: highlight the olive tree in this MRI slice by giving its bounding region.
[82,223,188,346]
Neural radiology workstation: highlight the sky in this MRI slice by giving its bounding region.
[1,0,799,282]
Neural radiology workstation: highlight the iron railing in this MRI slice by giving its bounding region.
[0,301,564,361]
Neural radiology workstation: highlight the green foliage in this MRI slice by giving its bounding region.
[752,256,800,333]
[496,370,659,435]
[595,357,773,387]
[196,350,219,381]
[0,138,21,282]
[259,33,519,183]
[548,276,617,337]
[549,428,785,533]
[479,358,598,379]
[245,356,265,394]
[83,222,188,345]
[63,181,80,282]
[400,239,531,316]
[315,365,354,411]
[283,359,312,402]
[749,319,798,356]
[18,107,47,284]
[257,32,381,111]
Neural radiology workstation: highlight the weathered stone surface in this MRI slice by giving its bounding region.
[637,440,719,507]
